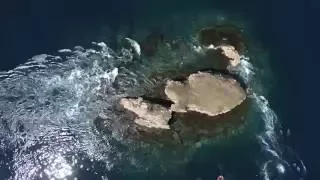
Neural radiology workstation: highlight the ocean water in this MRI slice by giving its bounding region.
[0,0,311,180]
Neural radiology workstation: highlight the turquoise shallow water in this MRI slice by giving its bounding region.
[0,4,308,180]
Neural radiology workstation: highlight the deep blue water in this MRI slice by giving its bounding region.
[0,0,315,179]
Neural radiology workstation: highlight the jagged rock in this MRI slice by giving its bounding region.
[165,72,246,116]
[217,45,241,67]
[119,97,172,129]
[93,108,183,145]
[201,43,241,69]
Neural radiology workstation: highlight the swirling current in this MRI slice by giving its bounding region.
[0,12,307,180]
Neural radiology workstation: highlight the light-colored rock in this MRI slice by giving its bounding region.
[164,80,188,113]
[165,72,246,116]
[218,45,241,67]
[119,97,172,129]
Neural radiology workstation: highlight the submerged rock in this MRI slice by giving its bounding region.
[140,32,165,57]
[165,72,247,116]
[171,98,250,143]
[198,24,245,52]
[119,97,172,129]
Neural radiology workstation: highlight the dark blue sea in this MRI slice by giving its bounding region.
[0,0,315,180]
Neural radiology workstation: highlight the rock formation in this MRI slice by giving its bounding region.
[119,97,172,129]
[217,45,241,67]
[198,25,244,68]
[165,72,247,116]
[97,70,250,145]
[96,25,251,145]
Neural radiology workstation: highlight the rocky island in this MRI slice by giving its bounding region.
[118,70,248,144]
[97,24,250,145]
[165,72,246,116]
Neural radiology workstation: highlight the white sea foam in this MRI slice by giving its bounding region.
[228,55,255,84]
[124,38,141,57]
[238,63,307,180]
[0,42,127,180]
[58,49,72,53]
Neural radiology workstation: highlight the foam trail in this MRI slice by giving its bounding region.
[229,55,284,179]
[254,94,307,179]
[0,42,129,180]
[237,57,307,180]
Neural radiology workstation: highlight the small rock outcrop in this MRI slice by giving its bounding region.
[217,45,241,67]
[119,97,172,129]
[165,72,246,116]
[198,25,244,68]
